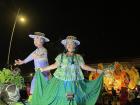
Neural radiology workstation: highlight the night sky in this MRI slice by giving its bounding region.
[0,0,140,74]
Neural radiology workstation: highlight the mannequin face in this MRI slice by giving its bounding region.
[66,42,76,53]
[34,36,44,48]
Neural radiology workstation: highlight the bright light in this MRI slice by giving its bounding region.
[18,16,26,23]
[20,17,25,22]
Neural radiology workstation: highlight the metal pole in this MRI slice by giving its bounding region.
[7,8,20,66]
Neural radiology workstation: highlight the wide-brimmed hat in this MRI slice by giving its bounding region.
[29,32,50,42]
[61,36,80,46]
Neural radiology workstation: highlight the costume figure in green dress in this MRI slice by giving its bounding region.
[31,35,103,105]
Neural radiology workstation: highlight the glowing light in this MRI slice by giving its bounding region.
[20,17,25,22]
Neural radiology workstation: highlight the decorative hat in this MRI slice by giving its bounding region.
[61,36,80,46]
[29,32,50,42]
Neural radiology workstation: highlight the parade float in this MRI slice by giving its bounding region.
[105,62,139,94]
[90,62,140,94]
[0,67,25,105]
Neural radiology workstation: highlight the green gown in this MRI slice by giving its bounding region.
[31,53,103,105]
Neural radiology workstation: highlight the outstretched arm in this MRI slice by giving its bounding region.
[41,62,58,71]
[15,51,34,65]
[81,64,96,71]
[81,64,103,74]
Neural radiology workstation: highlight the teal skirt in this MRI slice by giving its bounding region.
[31,71,103,105]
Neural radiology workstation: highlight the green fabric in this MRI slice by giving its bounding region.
[54,54,85,81]
[31,71,103,105]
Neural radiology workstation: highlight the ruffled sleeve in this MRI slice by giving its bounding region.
[55,53,62,66]
[76,54,85,66]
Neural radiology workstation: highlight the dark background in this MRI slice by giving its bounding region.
[0,0,140,75]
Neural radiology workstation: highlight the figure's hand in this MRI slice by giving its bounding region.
[97,69,104,74]
[15,59,24,65]
[35,68,42,71]
[40,68,44,72]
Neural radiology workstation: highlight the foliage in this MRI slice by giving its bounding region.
[0,68,24,89]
